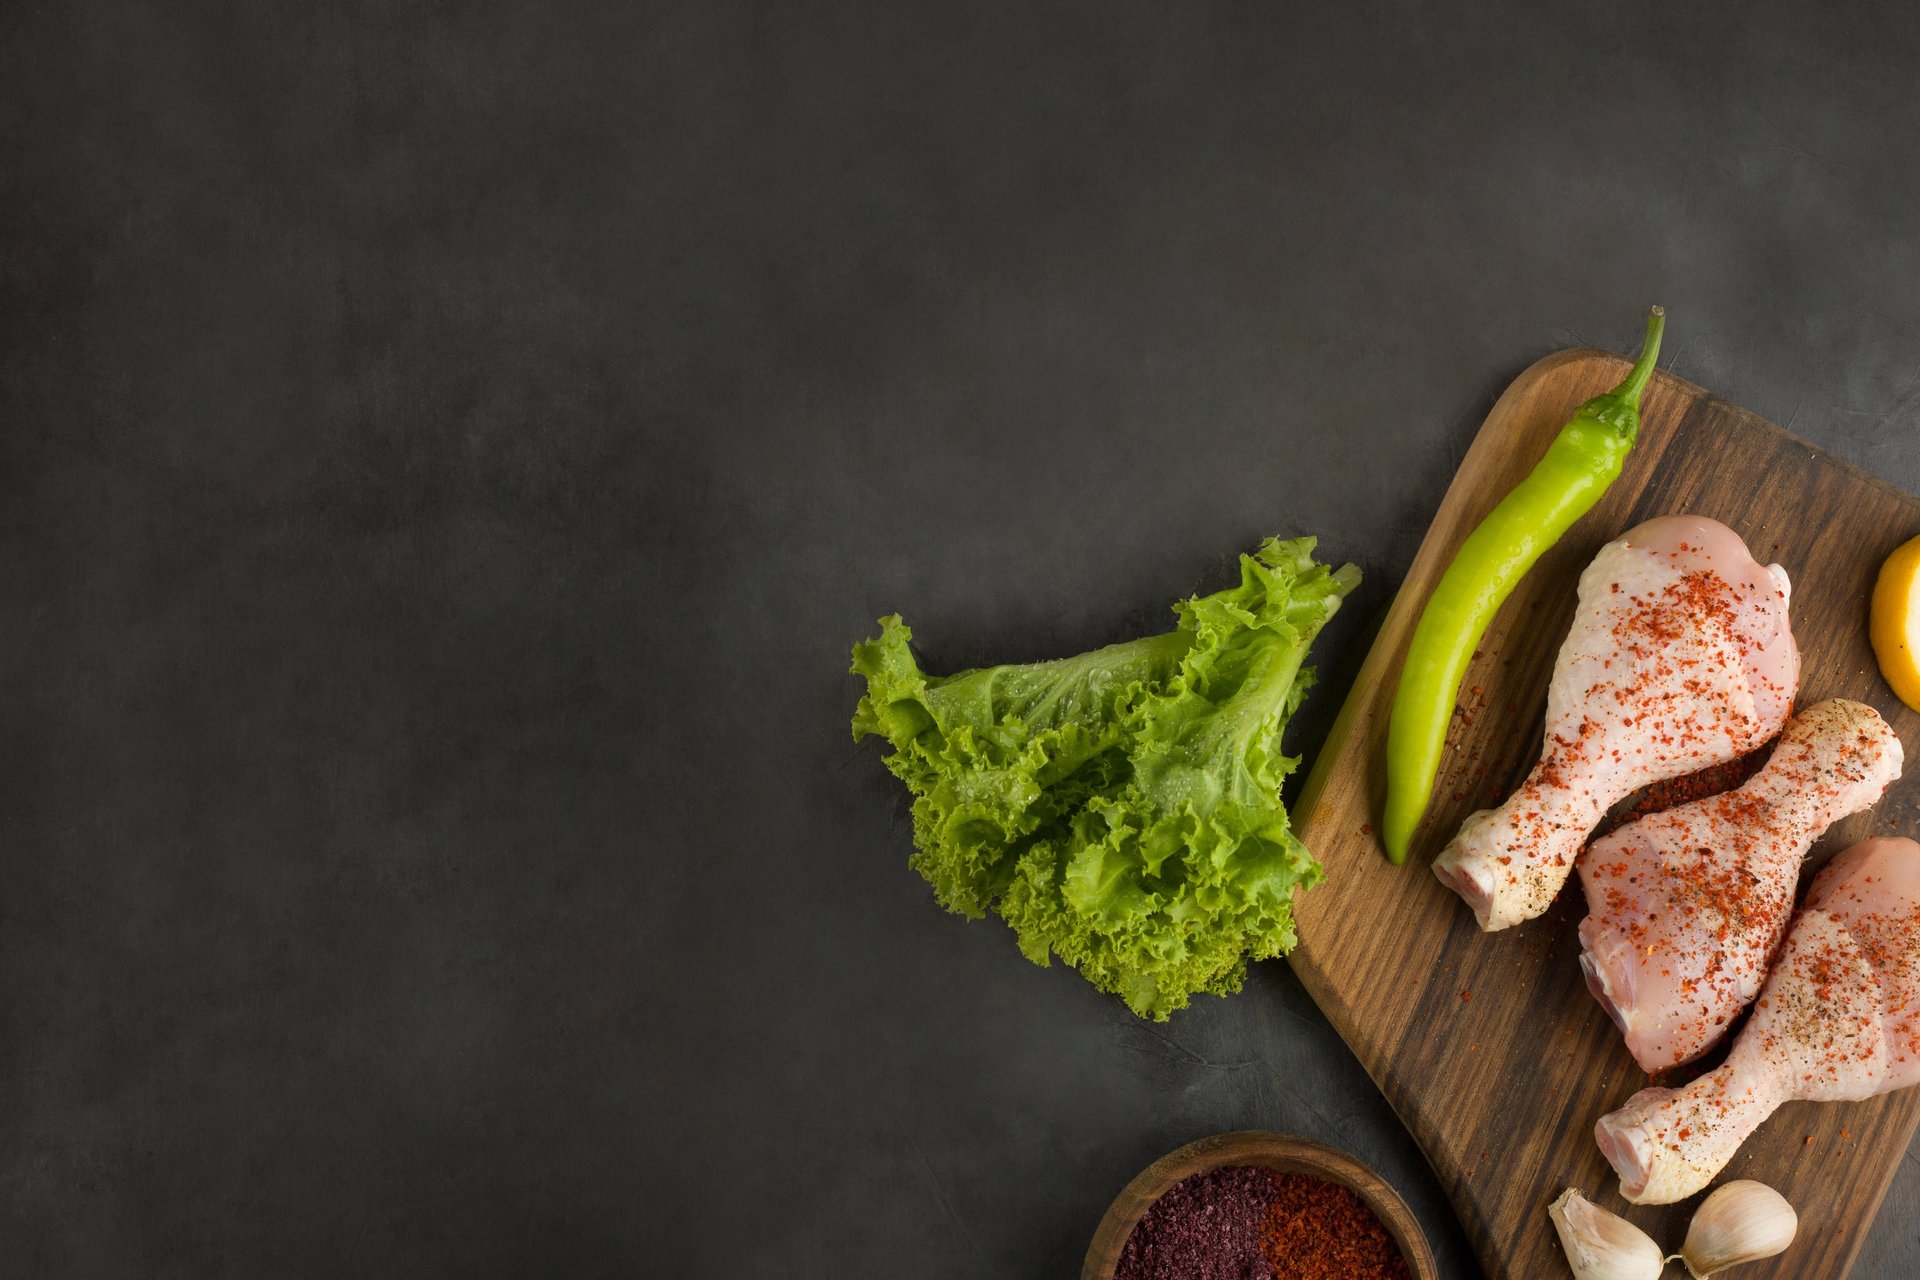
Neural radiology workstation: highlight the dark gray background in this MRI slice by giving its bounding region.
[5,1,1920,1276]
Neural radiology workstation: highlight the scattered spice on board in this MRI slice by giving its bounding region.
[1592,739,1775,839]
[1113,1165,1410,1280]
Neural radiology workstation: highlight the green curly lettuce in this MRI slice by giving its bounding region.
[851,537,1359,1019]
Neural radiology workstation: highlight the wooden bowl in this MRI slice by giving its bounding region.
[1081,1130,1439,1280]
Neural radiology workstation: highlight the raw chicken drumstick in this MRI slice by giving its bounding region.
[1432,515,1799,930]
[1596,837,1920,1204]
[1579,699,1902,1073]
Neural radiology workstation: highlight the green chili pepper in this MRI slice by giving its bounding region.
[1380,307,1666,864]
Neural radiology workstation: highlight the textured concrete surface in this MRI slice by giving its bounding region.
[6,2,1920,1276]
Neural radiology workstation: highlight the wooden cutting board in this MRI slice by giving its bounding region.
[1291,349,1920,1280]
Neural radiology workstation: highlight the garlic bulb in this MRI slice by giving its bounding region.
[1548,1188,1666,1280]
[1680,1180,1797,1277]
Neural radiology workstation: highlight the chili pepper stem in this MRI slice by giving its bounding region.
[1613,306,1666,407]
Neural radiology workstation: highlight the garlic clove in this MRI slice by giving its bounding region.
[1680,1179,1797,1277]
[1548,1188,1666,1280]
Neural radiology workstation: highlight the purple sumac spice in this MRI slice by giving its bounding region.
[1113,1165,1280,1280]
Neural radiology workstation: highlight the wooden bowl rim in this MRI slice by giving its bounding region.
[1080,1129,1439,1280]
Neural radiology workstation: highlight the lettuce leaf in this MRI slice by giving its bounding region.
[851,537,1358,1019]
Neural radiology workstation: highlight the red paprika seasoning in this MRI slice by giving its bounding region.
[1259,1171,1410,1280]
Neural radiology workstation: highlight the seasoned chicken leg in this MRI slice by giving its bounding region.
[1433,515,1798,930]
[1578,699,1902,1072]
[1596,837,1920,1203]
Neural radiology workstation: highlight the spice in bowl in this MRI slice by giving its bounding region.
[1113,1164,1412,1280]
[1262,1170,1413,1279]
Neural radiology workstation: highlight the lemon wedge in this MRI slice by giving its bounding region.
[1871,533,1920,712]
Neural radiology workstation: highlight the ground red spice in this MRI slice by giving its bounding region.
[1113,1166,1411,1280]
[1260,1172,1411,1280]
[1592,738,1775,839]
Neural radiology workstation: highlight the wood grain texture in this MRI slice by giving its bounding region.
[1291,350,1920,1280]
[1080,1131,1438,1280]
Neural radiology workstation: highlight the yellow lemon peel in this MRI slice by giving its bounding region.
[1870,533,1920,713]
